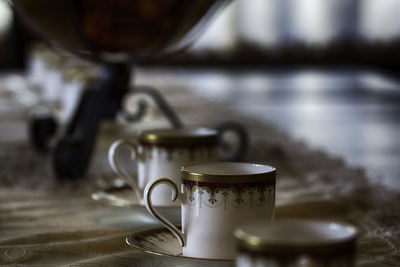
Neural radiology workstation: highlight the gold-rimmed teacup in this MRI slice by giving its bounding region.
[235,219,358,267]
[108,127,219,207]
[144,162,276,260]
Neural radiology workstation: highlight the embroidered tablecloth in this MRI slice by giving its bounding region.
[0,69,399,266]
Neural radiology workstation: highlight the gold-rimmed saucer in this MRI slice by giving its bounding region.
[91,185,180,209]
[126,226,234,263]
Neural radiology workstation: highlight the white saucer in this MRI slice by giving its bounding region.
[126,226,234,263]
[91,185,180,209]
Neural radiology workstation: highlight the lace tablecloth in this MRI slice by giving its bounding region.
[0,70,399,266]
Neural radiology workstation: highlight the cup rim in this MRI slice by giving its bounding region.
[182,162,276,183]
[234,219,358,255]
[139,127,218,147]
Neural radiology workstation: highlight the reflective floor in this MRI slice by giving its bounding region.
[138,67,400,190]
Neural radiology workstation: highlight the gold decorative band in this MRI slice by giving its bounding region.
[181,162,276,183]
[139,127,218,146]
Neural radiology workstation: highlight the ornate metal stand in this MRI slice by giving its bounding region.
[29,63,248,179]
[24,0,246,179]
[29,63,184,179]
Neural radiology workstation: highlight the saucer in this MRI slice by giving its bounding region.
[126,226,234,262]
[235,219,358,254]
[91,185,180,209]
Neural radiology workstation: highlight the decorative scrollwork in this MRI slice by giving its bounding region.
[183,182,275,209]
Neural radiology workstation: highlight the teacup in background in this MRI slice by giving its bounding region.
[144,162,276,259]
[235,220,358,267]
[109,127,219,207]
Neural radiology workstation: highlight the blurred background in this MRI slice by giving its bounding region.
[1,0,400,189]
[186,0,400,68]
[2,0,400,68]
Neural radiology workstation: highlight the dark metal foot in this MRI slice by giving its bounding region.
[28,110,58,153]
[52,63,130,179]
[53,138,86,179]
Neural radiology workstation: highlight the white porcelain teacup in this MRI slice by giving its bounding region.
[108,127,220,207]
[144,162,276,260]
[235,219,358,267]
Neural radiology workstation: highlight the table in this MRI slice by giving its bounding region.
[0,69,399,266]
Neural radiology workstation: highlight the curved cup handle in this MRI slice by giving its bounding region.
[144,178,185,247]
[108,139,142,200]
[216,120,249,162]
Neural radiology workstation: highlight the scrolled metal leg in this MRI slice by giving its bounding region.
[52,63,130,179]
[52,87,102,179]
[122,85,183,129]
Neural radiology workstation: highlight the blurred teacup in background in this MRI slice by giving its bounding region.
[108,127,247,207]
[235,219,358,267]
[144,162,276,259]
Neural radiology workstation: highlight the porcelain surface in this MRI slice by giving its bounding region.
[235,220,358,267]
[109,138,218,206]
[126,226,234,262]
[144,162,276,259]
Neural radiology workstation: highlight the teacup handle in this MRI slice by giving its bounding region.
[144,178,186,247]
[108,139,142,200]
[216,120,249,162]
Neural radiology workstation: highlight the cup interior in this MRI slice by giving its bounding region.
[183,162,275,176]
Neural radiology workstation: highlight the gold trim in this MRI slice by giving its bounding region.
[139,127,218,146]
[126,226,234,262]
[184,184,275,209]
[182,162,276,183]
[235,220,358,255]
